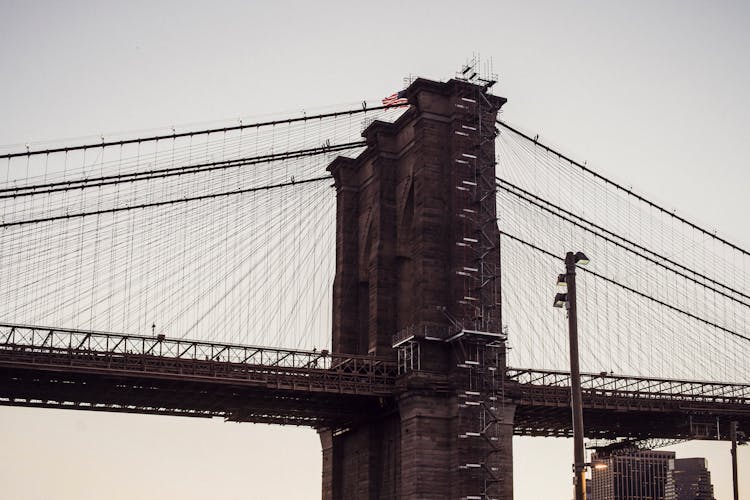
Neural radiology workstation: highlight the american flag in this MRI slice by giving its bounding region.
[382,90,408,107]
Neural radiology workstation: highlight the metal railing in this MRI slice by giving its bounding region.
[2,322,748,405]
[0,323,398,396]
[392,323,454,347]
[507,368,750,404]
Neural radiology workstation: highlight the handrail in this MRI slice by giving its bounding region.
[507,368,750,401]
[0,322,395,372]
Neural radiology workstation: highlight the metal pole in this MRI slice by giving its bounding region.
[566,251,587,500]
[731,420,739,500]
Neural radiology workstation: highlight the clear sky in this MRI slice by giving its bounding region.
[0,1,748,498]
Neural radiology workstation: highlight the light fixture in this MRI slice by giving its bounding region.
[574,252,589,266]
[584,460,609,470]
[553,293,568,308]
[557,251,590,500]
[556,274,567,288]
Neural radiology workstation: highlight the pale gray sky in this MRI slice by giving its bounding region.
[0,1,748,498]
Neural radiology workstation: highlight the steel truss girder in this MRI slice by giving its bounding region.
[1,323,748,437]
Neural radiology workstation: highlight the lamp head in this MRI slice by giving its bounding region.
[556,273,567,288]
[574,252,590,266]
[553,292,568,308]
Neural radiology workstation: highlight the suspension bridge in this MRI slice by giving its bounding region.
[0,75,747,499]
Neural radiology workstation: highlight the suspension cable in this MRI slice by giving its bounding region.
[497,119,750,258]
[499,230,750,344]
[1,106,390,159]
[1,142,363,199]
[496,177,750,305]
[0,176,331,228]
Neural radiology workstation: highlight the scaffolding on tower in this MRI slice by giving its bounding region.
[451,59,507,500]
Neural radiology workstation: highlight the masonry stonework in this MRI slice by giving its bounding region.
[321,77,514,499]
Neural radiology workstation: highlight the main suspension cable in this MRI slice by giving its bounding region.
[499,230,750,344]
[0,176,331,228]
[1,105,391,159]
[1,142,363,199]
[496,177,750,306]
[497,119,750,258]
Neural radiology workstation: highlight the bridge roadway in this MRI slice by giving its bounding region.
[0,323,748,439]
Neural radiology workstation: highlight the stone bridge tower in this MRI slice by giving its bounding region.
[320,77,515,499]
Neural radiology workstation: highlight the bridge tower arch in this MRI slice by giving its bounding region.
[321,77,516,499]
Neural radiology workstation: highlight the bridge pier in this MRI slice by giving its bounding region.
[320,390,516,500]
[325,77,511,499]
[399,388,516,499]
[320,415,401,499]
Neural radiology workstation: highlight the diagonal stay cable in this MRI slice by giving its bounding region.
[496,177,750,306]
[497,119,750,258]
[499,230,750,344]
[0,176,332,228]
[0,142,363,199]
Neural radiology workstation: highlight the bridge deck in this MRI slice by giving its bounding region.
[1,324,748,436]
[0,323,397,426]
[506,368,749,439]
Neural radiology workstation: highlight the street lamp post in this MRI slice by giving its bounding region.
[730,420,739,500]
[554,251,589,500]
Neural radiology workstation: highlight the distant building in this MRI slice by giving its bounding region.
[672,457,715,500]
[589,451,717,500]
[589,450,676,500]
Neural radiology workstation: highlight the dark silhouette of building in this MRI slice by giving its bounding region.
[673,457,715,500]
